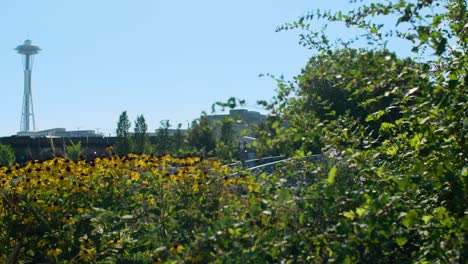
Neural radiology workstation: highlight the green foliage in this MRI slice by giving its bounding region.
[116,111,131,138]
[65,141,82,162]
[297,49,427,131]
[255,116,285,157]
[253,0,468,262]
[188,118,216,156]
[212,97,246,112]
[0,155,232,263]
[0,144,15,168]
[214,141,236,162]
[1,1,466,262]
[155,120,172,155]
[172,123,186,155]
[115,137,134,156]
[134,114,150,154]
[115,111,134,155]
[215,118,239,161]
[220,118,235,146]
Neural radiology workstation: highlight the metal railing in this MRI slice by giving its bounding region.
[226,154,324,177]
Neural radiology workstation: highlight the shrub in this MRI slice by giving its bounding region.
[65,141,82,161]
[0,144,15,168]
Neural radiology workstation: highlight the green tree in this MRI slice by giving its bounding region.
[215,118,237,161]
[173,123,186,155]
[188,118,216,156]
[255,0,467,262]
[287,48,431,153]
[156,120,172,155]
[254,115,294,157]
[116,111,131,138]
[115,111,133,155]
[134,114,150,154]
[219,118,235,146]
[0,144,15,168]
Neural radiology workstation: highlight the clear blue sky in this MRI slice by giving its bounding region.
[0,0,410,137]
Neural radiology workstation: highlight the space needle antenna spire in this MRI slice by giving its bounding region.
[16,39,41,133]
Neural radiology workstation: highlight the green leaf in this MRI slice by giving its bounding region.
[405,87,419,97]
[396,237,408,247]
[327,166,337,184]
[422,215,433,224]
[365,110,386,122]
[461,167,468,177]
[434,207,448,219]
[337,11,342,20]
[343,210,356,220]
[356,206,369,217]
[410,133,423,149]
[419,116,430,125]
[279,189,291,201]
[299,213,305,225]
[380,122,395,132]
[386,146,398,156]
[121,215,133,220]
[448,72,459,81]
[402,209,418,228]
[436,37,447,56]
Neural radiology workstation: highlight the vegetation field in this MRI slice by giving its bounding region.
[1,155,243,263]
[1,0,466,263]
[1,155,330,263]
[1,153,465,263]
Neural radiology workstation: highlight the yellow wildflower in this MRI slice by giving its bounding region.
[22,216,34,224]
[190,254,204,263]
[248,183,260,192]
[47,202,60,213]
[80,237,94,247]
[77,207,88,214]
[107,238,123,248]
[169,243,184,254]
[147,197,156,206]
[130,171,140,181]
[63,214,75,225]
[105,145,114,152]
[47,247,63,256]
[32,198,45,205]
[79,248,96,262]
[37,239,48,249]
[152,257,163,264]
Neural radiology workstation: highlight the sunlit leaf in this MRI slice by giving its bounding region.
[396,237,408,247]
[422,215,433,224]
[402,209,418,228]
[327,166,337,184]
[343,210,356,220]
[356,206,369,217]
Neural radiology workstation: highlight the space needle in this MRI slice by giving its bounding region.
[16,39,41,133]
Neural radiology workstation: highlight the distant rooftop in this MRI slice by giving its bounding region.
[17,128,100,138]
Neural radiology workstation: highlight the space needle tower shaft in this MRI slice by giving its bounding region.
[16,39,40,132]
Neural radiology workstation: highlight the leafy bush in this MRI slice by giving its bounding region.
[0,144,15,168]
[252,0,467,262]
[65,141,83,161]
[115,136,134,156]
